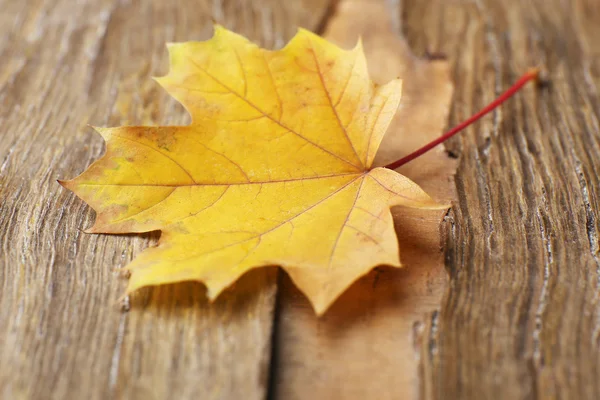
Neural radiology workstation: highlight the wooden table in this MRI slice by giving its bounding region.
[1,0,599,399]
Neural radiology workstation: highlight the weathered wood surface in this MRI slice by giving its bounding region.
[2,0,600,399]
[271,1,457,399]
[0,1,328,399]
[401,0,600,399]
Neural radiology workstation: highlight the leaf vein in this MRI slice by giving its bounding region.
[110,188,177,224]
[327,176,365,268]
[367,173,419,202]
[186,137,250,182]
[364,97,387,167]
[143,176,362,267]
[308,43,363,169]
[333,55,356,107]
[231,46,248,98]
[262,52,283,121]
[174,186,230,223]
[346,225,381,246]
[113,134,196,183]
[183,54,362,171]
[77,173,362,188]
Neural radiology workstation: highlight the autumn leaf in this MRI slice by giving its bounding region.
[60,25,447,314]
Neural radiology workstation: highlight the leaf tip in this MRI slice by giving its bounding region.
[313,304,328,317]
[206,283,226,302]
[124,274,145,295]
[88,126,112,140]
[153,75,167,86]
[206,290,218,302]
[293,27,322,44]
[57,179,79,192]
[354,36,364,52]
[84,219,112,234]
[212,22,225,33]
[309,293,340,317]
[164,42,183,63]
[433,201,452,210]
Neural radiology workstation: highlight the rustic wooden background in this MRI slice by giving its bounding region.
[1,0,599,399]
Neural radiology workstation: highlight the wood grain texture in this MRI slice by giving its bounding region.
[400,0,600,398]
[0,1,329,399]
[270,1,457,399]
[3,0,600,399]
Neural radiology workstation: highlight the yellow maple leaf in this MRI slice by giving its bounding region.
[60,26,446,314]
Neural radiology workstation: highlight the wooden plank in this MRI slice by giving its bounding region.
[270,1,457,399]
[400,0,600,398]
[0,1,329,399]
